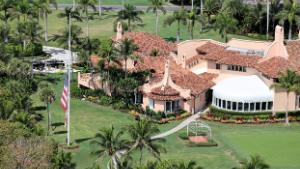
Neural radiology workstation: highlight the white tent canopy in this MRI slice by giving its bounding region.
[212,75,273,103]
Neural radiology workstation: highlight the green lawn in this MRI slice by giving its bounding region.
[44,10,261,48]
[34,74,300,169]
[56,0,151,6]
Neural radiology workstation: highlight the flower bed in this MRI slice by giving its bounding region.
[203,106,300,124]
[178,132,218,147]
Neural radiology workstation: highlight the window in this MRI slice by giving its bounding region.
[149,99,155,109]
[255,102,261,110]
[297,95,300,108]
[250,103,255,111]
[244,103,249,111]
[227,65,247,72]
[135,93,143,104]
[218,99,221,107]
[232,102,237,110]
[262,102,267,110]
[227,101,231,110]
[238,102,243,111]
[216,64,221,70]
[268,101,273,110]
[222,100,226,109]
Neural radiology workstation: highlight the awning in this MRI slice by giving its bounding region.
[212,75,273,102]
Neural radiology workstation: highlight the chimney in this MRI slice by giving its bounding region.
[116,22,123,41]
[274,25,284,43]
[298,29,300,39]
[161,59,171,90]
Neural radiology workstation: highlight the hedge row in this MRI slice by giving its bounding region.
[209,106,300,120]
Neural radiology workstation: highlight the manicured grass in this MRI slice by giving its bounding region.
[56,0,151,5]
[34,74,300,169]
[44,10,261,48]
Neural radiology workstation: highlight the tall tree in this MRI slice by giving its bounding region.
[57,6,83,26]
[164,7,187,42]
[90,126,129,169]
[98,39,118,92]
[50,25,83,49]
[117,4,143,32]
[0,0,15,42]
[214,11,237,42]
[126,119,166,166]
[38,81,55,136]
[147,0,167,35]
[35,0,57,44]
[118,38,138,78]
[78,0,97,37]
[277,0,300,39]
[187,10,204,39]
[203,0,222,24]
[271,70,300,126]
[233,155,270,169]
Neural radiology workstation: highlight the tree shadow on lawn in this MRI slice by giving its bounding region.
[53,130,67,135]
[75,137,94,144]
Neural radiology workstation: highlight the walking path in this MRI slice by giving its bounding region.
[151,109,207,139]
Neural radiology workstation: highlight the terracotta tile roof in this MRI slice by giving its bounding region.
[136,56,215,96]
[147,93,182,101]
[114,32,176,57]
[148,86,182,101]
[256,57,299,78]
[151,86,180,96]
[217,54,261,68]
[286,40,300,67]
[195,42,226,61]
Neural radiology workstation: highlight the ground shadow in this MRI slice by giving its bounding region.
[75,137,93,144]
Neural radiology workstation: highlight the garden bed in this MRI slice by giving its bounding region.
[203,106,300,124]
[178,132,218,147]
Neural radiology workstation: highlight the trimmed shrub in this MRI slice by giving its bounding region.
[112,100,127,110]
[187,140,218,147]
[99,96,112,106]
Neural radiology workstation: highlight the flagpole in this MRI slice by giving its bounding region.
[67,12,72,146]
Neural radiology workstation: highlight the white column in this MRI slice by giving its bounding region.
[260,102,262,111]
[242,103,245,112]
[231,102,233,111]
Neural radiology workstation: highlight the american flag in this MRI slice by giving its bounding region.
[61,71,69,125]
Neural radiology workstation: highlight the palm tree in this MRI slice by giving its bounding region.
[50,25,83,49]
[233,155,270,169]
[23,21,43,44]
[164,7,187,42]
[15,0,36,22]
[126,119,166,166]
[118,38,138,78]
[90,126,129,169]
[52,150,76,169]
[277,0,300,40]
[78,37,100,67]
[117,4,143,32]
[203,0,222,24]
[98,0,102,16]
[35,0,57,44]
[214,11,237,42]
[38,81,55,136]
[78,0,97,37]
[147,0,166,35]
[271,70,300,125]
[172,161,203,169]
[0,0,15,42]
[266,0,270,39]
[99,39,118,92]
[187,10,204,39]
[57,6,83,26]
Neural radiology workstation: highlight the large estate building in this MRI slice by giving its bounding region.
[78,24,300,115]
